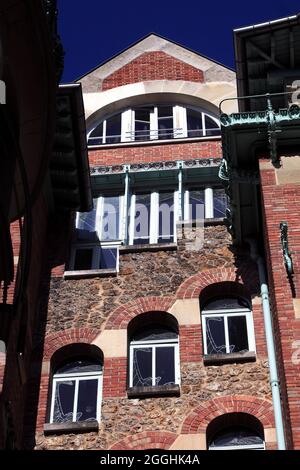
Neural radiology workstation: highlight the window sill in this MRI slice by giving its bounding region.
[127,384,180,398]
[63,269,117,279]
[119,242,177,254]
[203,351,256,366]
[177,218,226,228]
[44,421,99,435]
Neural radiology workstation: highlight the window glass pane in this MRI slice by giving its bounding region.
[133,193,151,244]
[101,196,120,240]
[100,247,117,269]
[132,348,153,387]
[205,317,226,354]
[105,114,121,143]
[210,427,264,447]
[77,379,98,422]
[205,115,220,136]
[135,107,152,141]
[132,326,177,342]
[202,296,251,311]
[53,380,75,423]
[56,360,102,375]
[213,188,228,218]
[76,198,98,241]
[158,106,173,118]
[187,109,203,138]
[88,123,103,145]
[158,117,174,139]
[158,192,174,243]
[228,316,249,353]
[156,346,175,385]
[189,190,205,220]
[74,249,93,270]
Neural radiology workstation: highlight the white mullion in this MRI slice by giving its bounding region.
[246,311,256,352]
[121,109,133,142]
[73,379,79,422]
[95,196,103,240]
[150,191,158,244]
[184,190,190,220]
[150,107,158,140]
[50,380,57,424]
[224,316,230,353]
[96,376,102,422]
[205,187,214,219]
[102,120,107,144]
[129,346,133,387]
[175,343,180,384]
[129,194,136,245]
[201,112,206,137]
[152,345,156,386]
[202,316,208,355]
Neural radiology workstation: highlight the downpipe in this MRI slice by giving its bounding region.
[247,238,286,450]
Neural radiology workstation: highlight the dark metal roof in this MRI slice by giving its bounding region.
[234,14,300,111]
[50,84,92,212]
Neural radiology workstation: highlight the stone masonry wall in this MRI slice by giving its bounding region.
[28,223,274,450]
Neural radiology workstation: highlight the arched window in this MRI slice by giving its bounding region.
[200,283,256,356]
[87,105,220,145]
[209,426,265,450]
[128,313,180,389]
[49,354,103,424]
[207,413,265,450]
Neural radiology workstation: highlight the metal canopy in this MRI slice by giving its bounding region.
[234,15,300,111]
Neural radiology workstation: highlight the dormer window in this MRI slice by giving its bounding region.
[87,105,220,145]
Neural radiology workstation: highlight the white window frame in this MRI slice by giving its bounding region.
[69,243,119,272]
[184,186,227,220]
[69,244,101,270]
[202,307,256,355]
[129,190,177,245]
[50,370,103,424]
[129,337,180,388]
[209,442,265,450]
[87,106,220,146]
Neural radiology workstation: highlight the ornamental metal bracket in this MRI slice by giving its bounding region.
[266,96,282,166]
[280,221,294,276]
[218,158,229,182]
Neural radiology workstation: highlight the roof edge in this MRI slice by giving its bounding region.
[75,32,235,83]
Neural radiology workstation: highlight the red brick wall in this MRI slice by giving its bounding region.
[102,51,204,91]
[259,158,300,448]
[103,357,127,398]
[179,325,202,362]
[89,140,222,167]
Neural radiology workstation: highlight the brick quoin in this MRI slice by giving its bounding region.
[110,431,178,450]
[88,140,222,167]
[105,296,175,330]
[181,395,274,434]
[102,51,204,91]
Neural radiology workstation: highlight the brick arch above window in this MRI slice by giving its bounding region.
[105,296,175,330]
[176,265,259,300]
[43,328,99,360]
[181,395,274,435]
[110,431,178,450]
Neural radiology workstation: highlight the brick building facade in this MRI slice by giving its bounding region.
[3,14,300,451]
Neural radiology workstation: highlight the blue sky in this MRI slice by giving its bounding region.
[58,0,300,82]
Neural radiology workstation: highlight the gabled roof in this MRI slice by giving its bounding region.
[77,33,236,93]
